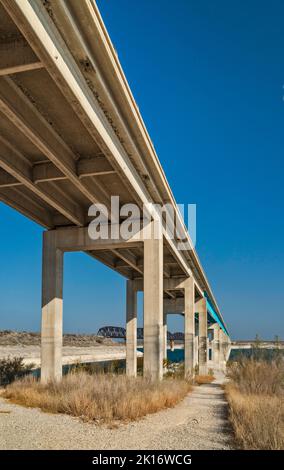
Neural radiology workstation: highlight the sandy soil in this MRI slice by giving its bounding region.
[0,372,232,450]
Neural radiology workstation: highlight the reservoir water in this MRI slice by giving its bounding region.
[32,347,283,378]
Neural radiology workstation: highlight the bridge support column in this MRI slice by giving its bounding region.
[143,222,163,380]
[212,324,221,370]
[197,297,207,375]
[223,333,231,363]
[220,330,229,370]
[194,335,199,370]
[41,231,63,383]
[126,280,137,377]
[163,312,167,360]
[184,277,195,378]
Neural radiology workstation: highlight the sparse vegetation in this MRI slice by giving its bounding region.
[225,358,284,449]
[0,330,113,347]
[194,375,215,385]
[164,361,185,379]
[0,357,34,386]
[3,371,192,423]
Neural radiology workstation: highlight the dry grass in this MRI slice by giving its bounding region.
[226,359,284,395]
[194,375,215,385]
[3,372,191,424]
[225,359,284,449]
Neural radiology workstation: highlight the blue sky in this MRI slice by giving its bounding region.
[1,0,283,339]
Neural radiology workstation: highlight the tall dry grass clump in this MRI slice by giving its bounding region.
[3,372,191,423]
[194,375,215,385]
[226,358,284,449]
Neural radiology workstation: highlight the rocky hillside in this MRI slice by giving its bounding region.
[0,330,114,347]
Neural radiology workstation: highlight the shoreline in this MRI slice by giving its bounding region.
[0,343,185,368]
[0,344,143,368]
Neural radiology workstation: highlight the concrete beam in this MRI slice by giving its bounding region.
[32,158,115,184]
[163,297,185,314]
[163,277,187,290]
[0,36,43,76]
[113,249,143,275]
[0,77,110,211]
[0,135,85,226]
[53,226,144,252]
[0,187,52,228]
[114,253,173,297]
[0,169,24,188]
[0,157,115,188]
[126,280,137,377]
[41,230,63,383]
[77,157,115,178]
[115,255,177,270]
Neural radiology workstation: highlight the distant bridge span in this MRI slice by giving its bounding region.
[97,326,184,341]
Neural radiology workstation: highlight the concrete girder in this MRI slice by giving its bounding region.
[133,276,203,300]
[0,135,85,226]
[0,35,43,76]
[0,187,52,227]
[0,157,116,187]
[0,77,111,213]
[113,249,174,298]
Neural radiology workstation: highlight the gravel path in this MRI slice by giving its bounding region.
[0,372,232,450]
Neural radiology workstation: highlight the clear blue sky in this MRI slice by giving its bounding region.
[0,0,283,340]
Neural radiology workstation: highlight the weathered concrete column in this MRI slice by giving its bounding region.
[196,297,207,375]
[194,335,199,369]
[41,231,63,383]
[222,332,231,362]
[212,324,221,369]
[184,277,195,378]
[163,311,167,360]
[219,330,228,370]
[226,336,232,361]
[143,222,163,380]
[219,330,224,369]
[126,280,137,377]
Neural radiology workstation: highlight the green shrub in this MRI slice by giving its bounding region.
[0,357,34,385]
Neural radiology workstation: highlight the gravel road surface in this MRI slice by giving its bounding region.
[0,372,232,450]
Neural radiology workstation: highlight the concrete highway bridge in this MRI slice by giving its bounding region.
[0,0,230,382]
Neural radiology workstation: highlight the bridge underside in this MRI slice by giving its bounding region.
[0,0,230,381]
